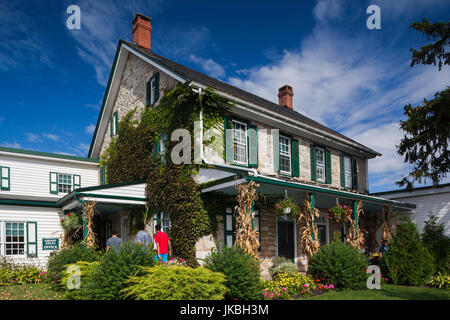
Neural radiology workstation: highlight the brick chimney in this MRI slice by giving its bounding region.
[132,13,152,50]
[278,85,293,109]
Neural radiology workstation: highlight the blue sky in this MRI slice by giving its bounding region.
[0,0,449,192]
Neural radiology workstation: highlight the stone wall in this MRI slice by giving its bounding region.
[99,53,179,158]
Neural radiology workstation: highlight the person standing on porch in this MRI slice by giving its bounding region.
[154,224,171,262]
[106,231,123,252]
[135,222,152,249]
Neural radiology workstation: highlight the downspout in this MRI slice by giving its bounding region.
[74,192,88,240]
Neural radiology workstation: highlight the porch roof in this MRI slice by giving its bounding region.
[57,180,147,211]
[201,173,416,213]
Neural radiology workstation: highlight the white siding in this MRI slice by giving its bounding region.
[381,187,450,236]
[0,204,64,267]
[0,153,99,200]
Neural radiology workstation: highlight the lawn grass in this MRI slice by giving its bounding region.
[301,284,450,300]
[0,283,66,300]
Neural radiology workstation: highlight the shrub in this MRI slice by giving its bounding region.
[381,217,435,286]
[60,261,100,300]
[46,243,102,290]
[422,215,450,273]
[268,257,298,278]
[204,245,263,300]
[85,242,155,300]
[308,241,368,289]
[0,258,47,286]
[122,265,227,300]
[430,272,450,290]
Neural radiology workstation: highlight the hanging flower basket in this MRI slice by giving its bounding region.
[274,198,301,217]
[60,212,82,231]
[328,205,352,225]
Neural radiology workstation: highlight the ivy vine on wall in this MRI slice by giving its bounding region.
[101,82,234,266]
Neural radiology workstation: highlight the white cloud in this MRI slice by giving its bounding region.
[53,151,77,156]
[313,0,344,23]
[1,141,21,149]
[43,133,59,141]
[85,124,96,135]
[189,54,226,79]
[26,133,42,142]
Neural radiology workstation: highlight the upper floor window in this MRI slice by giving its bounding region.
[110,111,118,137]
[340,155,358,190]
[279,135,291,175]
[232,120,248,165]
[0,166,10,191]
[58,173,72,193]
[310,145,331,184]
[146,73,160,107]
[50,172,80,195]
[315,147,326,183]
[343,156,352,188]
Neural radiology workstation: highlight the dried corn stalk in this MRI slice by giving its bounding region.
[82,201,98,247]
[298,193,320,257]
[234,181,260,255]
[381,206,394,241]
[346,200,365,248]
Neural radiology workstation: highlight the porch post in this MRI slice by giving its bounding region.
[353,200,358,235]
[310,193,316,240]
[82,209,88,240]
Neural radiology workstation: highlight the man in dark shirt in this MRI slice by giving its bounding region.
[379,239,389,257]
[106,231,122,252]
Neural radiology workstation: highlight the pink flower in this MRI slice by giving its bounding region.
[270,294,273,299]
[304,284,308,288]
[263,292,268,297]
[282,287,286,291]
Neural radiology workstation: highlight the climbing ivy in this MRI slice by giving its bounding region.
[101,82,233,266]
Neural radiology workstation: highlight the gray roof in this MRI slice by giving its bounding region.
[123,40,381,157]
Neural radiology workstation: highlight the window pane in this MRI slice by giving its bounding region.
[226,215,233,231]
[316,148,324,165]
[226,235,233,248]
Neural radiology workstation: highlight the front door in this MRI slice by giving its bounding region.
[277,220,295,261]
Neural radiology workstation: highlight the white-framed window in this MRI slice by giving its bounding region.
[58,173,72,193]
[343,156,352,188]
[279,135,291,174]
[232,120,248,165]
[153,212,171,234]
[315,147,326,182]
[2,221,26,256]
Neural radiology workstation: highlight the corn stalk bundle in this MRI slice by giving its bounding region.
[82,201,98,247]
[61,224,82,248]
[298,193,320,257]
[346,200,365,248]
[234,181,260,255]
[381,206,394,241]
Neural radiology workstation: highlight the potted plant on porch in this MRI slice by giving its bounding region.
[328,204,352,225]
[274,198,301,217]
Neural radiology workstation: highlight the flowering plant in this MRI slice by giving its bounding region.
[328,204,352,224]
[60,212,82,231]
[158,257,188,268]
[274,198,301,217]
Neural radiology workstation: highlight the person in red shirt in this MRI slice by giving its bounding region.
[154,224,172,262]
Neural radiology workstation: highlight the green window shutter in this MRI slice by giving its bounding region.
[114,112,119,135]
[273,130,280,173]
[154,72,160,102]
[310,145,316,181]
[146,79,151,107]
[224,117,234,163]
[73,174,81,189]
[352,158,358,190]
[340,155,345,187]
[325,149,332,184]
[49,172,58,195]
[291,139,300,177]
[248,124,258,168]
[110,115,113,137]
[26,222,38,258]
[99,166,106,185]
[224,208,234,248]
[1,166,10,191]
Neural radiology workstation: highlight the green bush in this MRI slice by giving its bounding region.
[122,265,228,300]
[46,243,102,290]
[85,242,155,300]
[268,257,298,278]
[0,262,47,286]
[381,217,435,286]
[422,215,450,273]
[204,245,263,300]
[60,261,100,300]
[430,272,450,290]
[308,241,368,289]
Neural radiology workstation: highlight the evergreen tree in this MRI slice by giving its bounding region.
[422,214,450,273]
[397,19,449,190]
[382,216,435,286]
